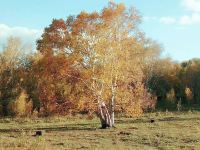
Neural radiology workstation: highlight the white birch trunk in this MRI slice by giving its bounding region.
[110,89,115,126]
[98,101,113,128]
[110,74,117,127]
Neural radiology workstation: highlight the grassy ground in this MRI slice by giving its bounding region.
[0,111,200,150]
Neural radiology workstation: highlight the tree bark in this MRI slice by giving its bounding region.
[98,101,113,128]
[110,94,115,126]
[110,80,116,127]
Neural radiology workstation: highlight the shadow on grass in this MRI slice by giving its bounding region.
[0,122,100,133]
[1,114,200,133]
[115,116,200,124]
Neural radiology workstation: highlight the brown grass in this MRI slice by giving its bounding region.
[0,111,200,149]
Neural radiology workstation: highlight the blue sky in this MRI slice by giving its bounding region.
[0,0,200,61]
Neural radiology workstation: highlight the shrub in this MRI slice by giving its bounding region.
[11,90,33,117]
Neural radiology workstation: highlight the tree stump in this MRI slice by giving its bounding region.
[150,119,155,123]
[35,130,43,136]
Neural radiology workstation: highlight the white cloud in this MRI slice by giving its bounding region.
[146,0,200,26]
[179,15,191,25]
[182,0,200,12]
[143,16,157,22]
[140,0,200,30]
[179,0,200,25]
[0,24,42,48]
[179,13,200,24]
[157,13,200,26]
[160,17,176,24]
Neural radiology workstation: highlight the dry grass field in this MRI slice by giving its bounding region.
[1,111,200,150]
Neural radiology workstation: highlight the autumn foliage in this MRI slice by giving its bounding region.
[0,2,199,124]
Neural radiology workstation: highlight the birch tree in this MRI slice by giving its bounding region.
[69,2,154,127]
[37,2,155,127]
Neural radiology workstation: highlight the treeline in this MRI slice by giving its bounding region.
[0,3,199,118]
[146,58,200,110]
